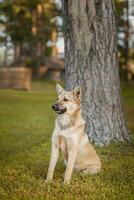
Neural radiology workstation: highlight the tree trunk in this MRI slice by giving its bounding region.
[14,42,21,65]
[62,0,129,145]
[4,39,8,67]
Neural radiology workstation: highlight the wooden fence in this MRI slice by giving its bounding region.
[0,67,32,90]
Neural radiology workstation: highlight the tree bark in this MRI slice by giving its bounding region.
[62,0,129,145]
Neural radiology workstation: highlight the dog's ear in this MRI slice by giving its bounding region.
[56,84,64,95]
[73,86,81,102]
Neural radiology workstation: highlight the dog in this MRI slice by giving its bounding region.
[46,84,101,183]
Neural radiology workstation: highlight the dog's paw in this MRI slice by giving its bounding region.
[45,178,52,183]
[63,179,70,184]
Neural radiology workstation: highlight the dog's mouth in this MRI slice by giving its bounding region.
[55,108,66,114]
[52,104,66,114]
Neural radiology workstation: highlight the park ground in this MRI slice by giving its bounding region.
[0,81,134,200]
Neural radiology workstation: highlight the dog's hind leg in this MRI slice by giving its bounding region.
[82,164,101,175]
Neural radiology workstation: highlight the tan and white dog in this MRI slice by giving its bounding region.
[46,84,101,183]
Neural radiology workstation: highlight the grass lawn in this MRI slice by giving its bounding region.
[0,81,134,200]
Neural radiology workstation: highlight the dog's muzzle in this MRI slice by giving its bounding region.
[52,104,66,114]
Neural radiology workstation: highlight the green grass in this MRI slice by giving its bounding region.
[0,81,134,200]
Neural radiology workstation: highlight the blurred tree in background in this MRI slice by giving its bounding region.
[115,0,134,81]
[0,0,59,67]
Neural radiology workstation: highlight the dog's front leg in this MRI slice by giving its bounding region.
[46,144,59,182]
[64,146,78,183]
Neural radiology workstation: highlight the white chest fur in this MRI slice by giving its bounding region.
[53,114,86,145]
[56,114,74,130]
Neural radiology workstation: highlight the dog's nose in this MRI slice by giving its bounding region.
[52,104,58,111]
[52,104,56,110]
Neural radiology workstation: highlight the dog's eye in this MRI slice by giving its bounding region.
[63,97,69,102]
[57,97,59,101]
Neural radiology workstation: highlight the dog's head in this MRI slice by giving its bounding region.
[52,84,81,115]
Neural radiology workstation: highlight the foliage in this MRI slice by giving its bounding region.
[114,0,134,72]
[0,0,58,66]
[114,0,126,64]
[0,81,134,200]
